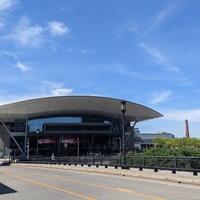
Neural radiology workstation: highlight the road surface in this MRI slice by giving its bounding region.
[0,165,199,200]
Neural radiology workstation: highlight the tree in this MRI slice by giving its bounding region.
[152,138,166,148]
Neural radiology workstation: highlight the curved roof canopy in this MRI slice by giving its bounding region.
[0,96,163,122]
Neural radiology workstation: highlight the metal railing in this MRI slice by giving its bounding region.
[18,156,200,175]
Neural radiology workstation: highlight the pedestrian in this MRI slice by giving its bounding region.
[51,153,55,161]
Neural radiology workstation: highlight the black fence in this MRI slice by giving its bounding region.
[18,156,200,176]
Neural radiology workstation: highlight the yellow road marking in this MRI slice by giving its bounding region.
[1,171,95,200]
[6,168,166,200]
[116,188,165,200]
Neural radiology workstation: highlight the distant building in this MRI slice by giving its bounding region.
[130,129,175,151]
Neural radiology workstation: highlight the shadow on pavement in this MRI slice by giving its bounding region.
[0,183,17,195]
[0,162,11,166]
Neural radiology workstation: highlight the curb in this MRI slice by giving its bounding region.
[11,163,200,186]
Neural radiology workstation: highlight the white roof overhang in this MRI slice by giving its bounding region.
[0,96,163,122]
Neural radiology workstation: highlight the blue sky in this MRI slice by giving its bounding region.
[0,0,200,138]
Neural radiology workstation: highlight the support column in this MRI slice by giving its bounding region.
[0,119,24,155]
[125,120,137,149]
[25,116,29,159]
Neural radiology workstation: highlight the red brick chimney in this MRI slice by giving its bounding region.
[185,119,190,138]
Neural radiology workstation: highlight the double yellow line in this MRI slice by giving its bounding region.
[1,169,166,200]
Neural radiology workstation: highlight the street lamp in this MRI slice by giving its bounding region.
[121,100,128,169]
[36,129,40,161]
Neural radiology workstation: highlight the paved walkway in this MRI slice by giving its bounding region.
[10,163,200,186]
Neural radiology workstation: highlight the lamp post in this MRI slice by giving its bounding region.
[118,137,121,154]
[77,138,79,158]
[36,129,40,161]
[121,100,127,169]
[27,138,30,160]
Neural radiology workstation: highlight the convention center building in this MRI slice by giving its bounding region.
[0,96,163,158]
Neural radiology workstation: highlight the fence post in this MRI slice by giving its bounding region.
[143,156,145,167]
[174,157,177,169]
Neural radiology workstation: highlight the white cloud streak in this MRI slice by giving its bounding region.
[150,90,171,104]
[154,5,176,27]
[139,43,167,65]
[7,61,31,72]
[139,42,195,86]
[16,62,30,72]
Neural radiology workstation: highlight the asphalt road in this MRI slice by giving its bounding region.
[0,165,200,200]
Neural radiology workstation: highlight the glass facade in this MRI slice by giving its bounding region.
[17,116,123,157]
[28,117,82,132]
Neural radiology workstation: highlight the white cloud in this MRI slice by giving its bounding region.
[47,21,70,36]
[6,16,44,48]
[164,109,200,123]
[43,81,63,89]
[150,90,171,104]
[51,88,73,96]
[16,62,30,72]
[0,0,18,11]
[42,81,73,96]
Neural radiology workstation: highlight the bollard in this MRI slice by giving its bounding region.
[172,169,176,174]
[193,171,198,176]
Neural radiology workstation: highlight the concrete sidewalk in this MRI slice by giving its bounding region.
[10,163,200,186]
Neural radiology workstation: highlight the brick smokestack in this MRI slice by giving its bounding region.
[185,119,190,138]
